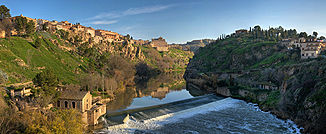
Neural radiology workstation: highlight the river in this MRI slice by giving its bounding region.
[96,74,302,134]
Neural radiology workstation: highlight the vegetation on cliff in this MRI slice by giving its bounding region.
[185,25,326,133]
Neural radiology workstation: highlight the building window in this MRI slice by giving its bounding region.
[57,101,60,107]
[72,102,76,108]
[65,101,68,108]
[86,104,88,109]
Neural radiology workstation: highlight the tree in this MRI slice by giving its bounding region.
[14,16,27,34]
[33,69,59,88]
[0,5,11,19]
[126,34,131,40]
[0,18,13,38]
[25,20,35,35]
[14,16,35,36]
[319,36,325,40]
[299,32,308,38]
[32,69,59,107]
[34,37,42,48]
[313,31,318,38]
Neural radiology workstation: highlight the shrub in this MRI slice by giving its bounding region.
[34,37,42,48]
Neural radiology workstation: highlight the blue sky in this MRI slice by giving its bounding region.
[2,0,326,43]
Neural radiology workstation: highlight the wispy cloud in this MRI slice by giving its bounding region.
[90,20,118,25]
[123,5,173,16]
[87,4,174,25]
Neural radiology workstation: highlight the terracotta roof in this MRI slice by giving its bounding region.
[59,90,89,100]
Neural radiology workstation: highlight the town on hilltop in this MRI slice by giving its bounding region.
[0,14,173,52]
[234,28,326,59]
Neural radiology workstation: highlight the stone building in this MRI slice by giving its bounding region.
[282,37,325,59]
[235,29,248,35]
[56,21,73,31]
[301,43,322,59]
[257,82,278,90]
[85,27,95,37]
[10,87,32,98]
[0,30,5,38]
[56,90,106,125]
[281,39,295,49]
[150,37,169,52]
[95,30,121,41]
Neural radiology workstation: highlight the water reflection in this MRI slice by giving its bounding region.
[106,73,188,112]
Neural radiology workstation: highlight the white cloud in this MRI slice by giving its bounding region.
[90,20,118,25]
[123,5,173,16]
[88,5,174,20]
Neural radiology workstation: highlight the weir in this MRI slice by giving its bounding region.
[103,94,224,126]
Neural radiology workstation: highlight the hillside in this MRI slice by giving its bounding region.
[0,33,86,84]
[176,39,215,52]
[0,30,192,85]
[184,26,326,133]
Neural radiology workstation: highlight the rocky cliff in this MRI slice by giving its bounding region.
[184,36,326,133]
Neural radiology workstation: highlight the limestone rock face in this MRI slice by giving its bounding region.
[184,38,326,133]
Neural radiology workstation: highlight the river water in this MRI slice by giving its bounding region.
[96,74,302,134]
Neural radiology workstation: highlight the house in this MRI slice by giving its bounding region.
[293,37,306,47]
[149,37,169,52]
[56,90,106,126]
[95,30,121,41]
[85,27,95,37]
[56,21,73,31]
[71,24,86,32]
[281,39,295,49]
[10,87,33,99]
[258,82,278,90]
[0,30,5,38]
[87,103,106,125]
[235,29,248,35]
[301,43,322,59]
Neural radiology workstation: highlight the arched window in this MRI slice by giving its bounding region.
[65,101,68,108]
[72,102,76,108]
[57,101,60,107]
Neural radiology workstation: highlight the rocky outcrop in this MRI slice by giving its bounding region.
[184,39,326,133]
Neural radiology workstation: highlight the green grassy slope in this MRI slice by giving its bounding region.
[190,37,300,73]
[0,33,86,84]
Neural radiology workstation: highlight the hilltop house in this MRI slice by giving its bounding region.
[235,29,248,35]
[282,37,325,59]
[281,39,295,49]
[95,30,121,42]
[301,43,323,59]
[85,27,95,37]
[56,90,106,125]
[56,21,73,31]
[150,37,169,52]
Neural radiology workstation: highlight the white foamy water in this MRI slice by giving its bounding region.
[98,98,302,134]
